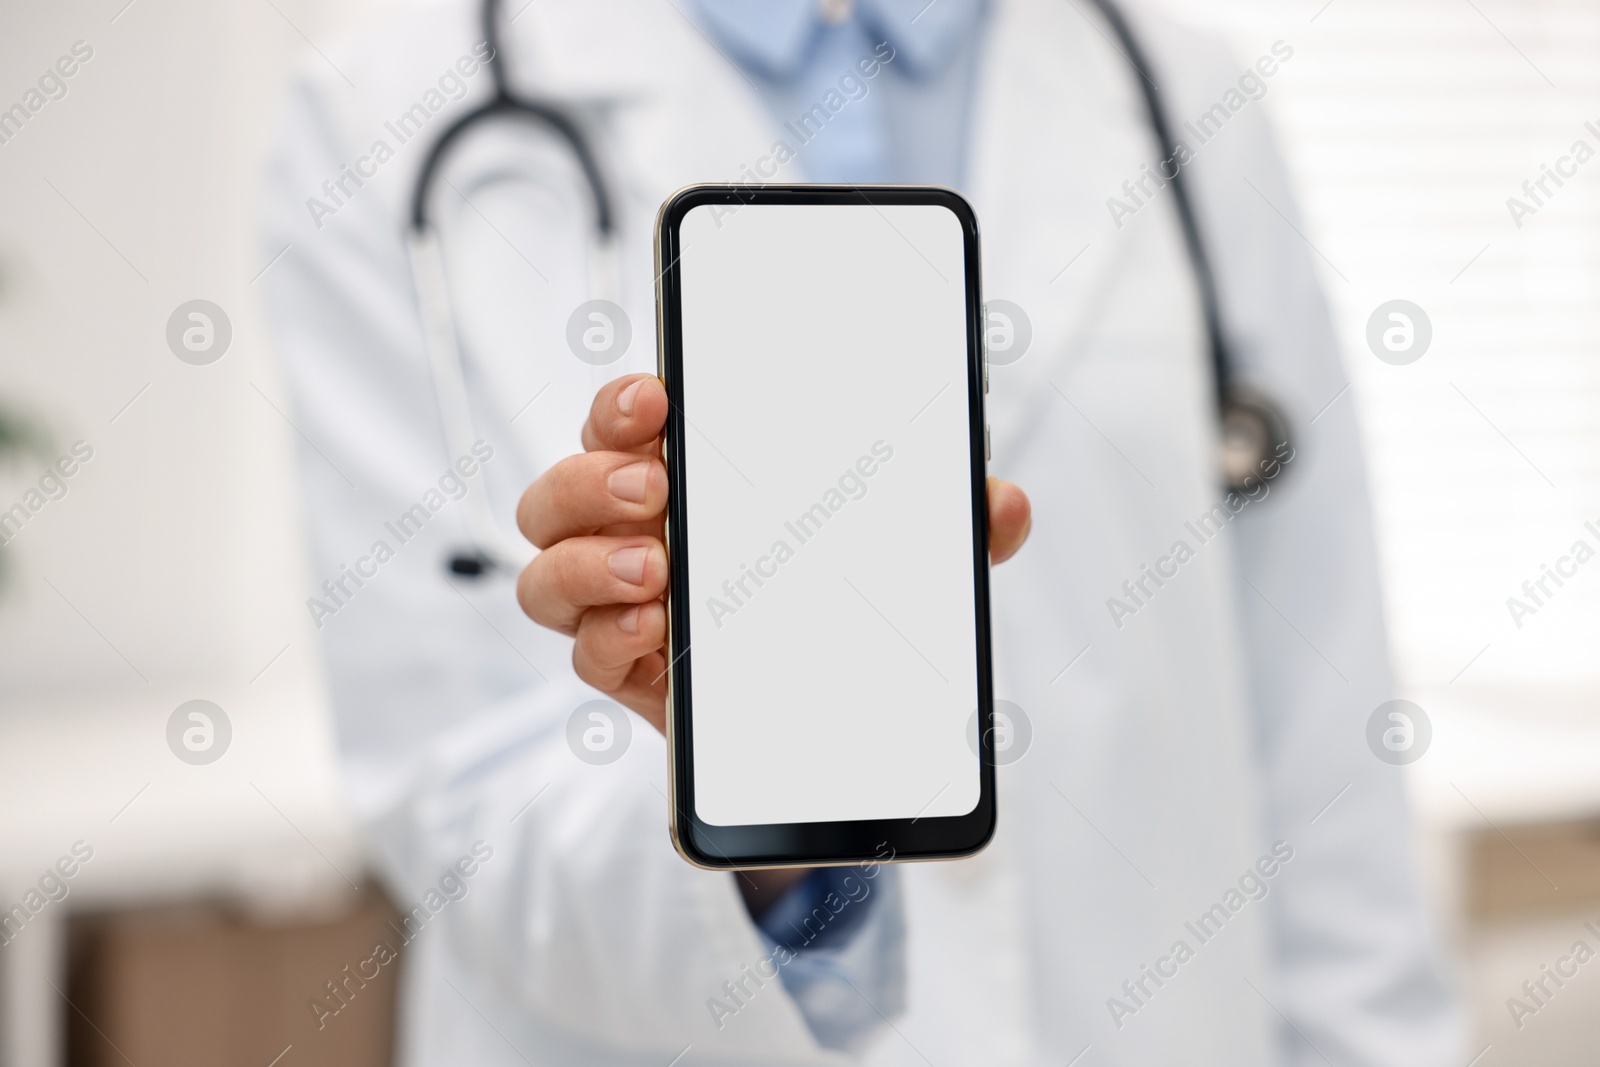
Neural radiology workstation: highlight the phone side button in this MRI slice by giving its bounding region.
[985,424,991,461]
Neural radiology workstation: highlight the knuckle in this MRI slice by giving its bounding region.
[577,626,624,673]
[516,549,575,629]
[551,452,596,506]
[571,644,614,692]
[518,462,576,548]
[515,479,542,543]
[571,648,599,688]
[515,560,542,620]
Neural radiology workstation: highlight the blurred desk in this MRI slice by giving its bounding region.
[0,677,357,1067]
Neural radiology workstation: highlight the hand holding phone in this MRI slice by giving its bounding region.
[519,185,1028,869]
[513,372,1028,736]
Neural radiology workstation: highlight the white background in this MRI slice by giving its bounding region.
[677,202,982,826]
[1154,0,1600,832]
[0,3,373,1062]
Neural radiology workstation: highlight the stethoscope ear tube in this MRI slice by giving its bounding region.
[411,0,1295,587]
[1083,0,1295,494]
[407,226,534,576]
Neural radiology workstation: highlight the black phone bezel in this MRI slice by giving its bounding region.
[654,184,995,870]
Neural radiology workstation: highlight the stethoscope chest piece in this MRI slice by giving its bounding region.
[1218,384,1292,494]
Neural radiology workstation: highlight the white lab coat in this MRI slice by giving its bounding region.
[260,1,1464,1064]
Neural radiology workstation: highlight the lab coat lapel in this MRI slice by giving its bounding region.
[498,0,781,198]
[968,0,1209,477]
[893,3,1279,1064]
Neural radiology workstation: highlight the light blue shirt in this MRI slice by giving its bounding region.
[690,0,989,1051]
[693,0,989,188]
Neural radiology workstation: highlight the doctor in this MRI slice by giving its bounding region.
[262,0,1462,1064]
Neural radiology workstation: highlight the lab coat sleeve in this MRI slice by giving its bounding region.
[1142,19,1467,1067]
[256,51,878,1061]
[366,681,841,1060]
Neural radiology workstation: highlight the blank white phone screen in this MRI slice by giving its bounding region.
[677,202,981,827]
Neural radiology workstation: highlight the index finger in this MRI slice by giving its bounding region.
[582,374,669,455]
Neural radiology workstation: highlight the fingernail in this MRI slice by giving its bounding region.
[608,546,649,585]
[618,605,641,634]
[617,379,644,416]
[607,462,650,504]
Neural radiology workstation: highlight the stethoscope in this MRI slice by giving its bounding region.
[406,0,621,578]
[410,0,1293,579]
[1080,0,1293,496]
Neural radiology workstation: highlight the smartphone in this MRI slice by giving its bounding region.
[654,185,994,869]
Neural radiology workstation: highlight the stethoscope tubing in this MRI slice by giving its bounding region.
[410,0,1292,575]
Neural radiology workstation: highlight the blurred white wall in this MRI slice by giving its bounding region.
[1152,0,1600,825]
[0,2,399,1060]
[0,0,390,692]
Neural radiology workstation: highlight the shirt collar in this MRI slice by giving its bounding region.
[691,0,986,82]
